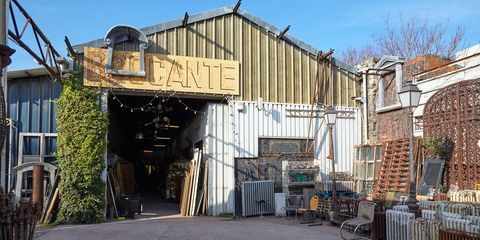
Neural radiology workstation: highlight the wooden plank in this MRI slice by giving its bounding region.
[43,187,59,224]
[180,169,191,216]
[186,161,195,216]
[107,173,119,218]
[190,149,202,216]
[203,162,208,214]
[40,173,59,222]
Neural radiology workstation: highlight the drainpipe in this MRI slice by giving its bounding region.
[395,62,403,101]
[362,72,368,143]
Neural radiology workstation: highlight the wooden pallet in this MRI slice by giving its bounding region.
[372,138,420,200]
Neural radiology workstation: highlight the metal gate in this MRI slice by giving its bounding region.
[423,79,480,190]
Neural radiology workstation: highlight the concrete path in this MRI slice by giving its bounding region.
[35,215,346,240]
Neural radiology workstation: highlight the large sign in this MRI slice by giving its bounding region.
[83,47,240,95]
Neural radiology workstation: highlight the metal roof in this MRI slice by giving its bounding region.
[7,67,50,79]
[73,4,357,74]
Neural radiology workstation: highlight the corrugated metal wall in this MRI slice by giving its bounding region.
[204,101,361,215]
[205,103,235,215]
[7,76,62,166]
[231,102,361,177]
[113,13,359,106]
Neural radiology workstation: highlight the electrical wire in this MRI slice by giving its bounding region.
[109,88,229,115]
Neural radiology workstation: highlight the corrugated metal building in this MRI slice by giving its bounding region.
[74,5,360,106]
[3,4,362,216]
[202,102,360,215]
[3,67,61,191]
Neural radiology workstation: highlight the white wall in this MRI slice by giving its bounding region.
[204,101,361,215]
[413,44,480,136]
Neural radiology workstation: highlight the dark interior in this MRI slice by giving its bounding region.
[107,94,208,215]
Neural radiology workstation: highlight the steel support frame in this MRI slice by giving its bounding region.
[7,0,62,81]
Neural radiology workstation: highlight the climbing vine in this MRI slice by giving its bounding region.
[56,73,108,224]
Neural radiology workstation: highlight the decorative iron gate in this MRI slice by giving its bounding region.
[423,79,480,190]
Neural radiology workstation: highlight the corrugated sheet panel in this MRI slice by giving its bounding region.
[7,76,62,166]
[231,101,361,179]
[205,103,234,216]
[112,13,359,106]
[204,101,361,215]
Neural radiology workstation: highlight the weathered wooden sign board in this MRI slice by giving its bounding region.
[83,47,240,95]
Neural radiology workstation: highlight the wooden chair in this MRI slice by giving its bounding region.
[340,201,376,240]
[297,195,319,224]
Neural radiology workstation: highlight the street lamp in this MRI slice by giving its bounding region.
[324,107,338,219]
[398,83,422,215]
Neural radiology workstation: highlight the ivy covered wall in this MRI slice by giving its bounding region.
[56,73,108,224]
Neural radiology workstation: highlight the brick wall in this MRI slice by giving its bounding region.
[375,55,452,142]
[403,55,453,82]
[377,108,411,142]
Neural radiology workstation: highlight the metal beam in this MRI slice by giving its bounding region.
[277,25,290,39]
[182,12,189,27]
[64,36,78,58]
[233,0,241,13]
[7,0,63,81]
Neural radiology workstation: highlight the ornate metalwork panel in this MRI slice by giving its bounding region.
[423,79,480,190]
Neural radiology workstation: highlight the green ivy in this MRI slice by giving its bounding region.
[56,73,108,224]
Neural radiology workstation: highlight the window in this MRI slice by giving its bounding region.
[18,133,58,165]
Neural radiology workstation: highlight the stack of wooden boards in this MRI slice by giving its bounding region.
[180,148,208,216]
[372,138,420,200]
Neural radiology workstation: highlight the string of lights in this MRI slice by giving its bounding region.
[108,89,230,115]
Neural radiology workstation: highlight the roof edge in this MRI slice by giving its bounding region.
[7,67,50,79]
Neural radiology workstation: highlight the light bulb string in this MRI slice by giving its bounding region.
[108,88,230,115]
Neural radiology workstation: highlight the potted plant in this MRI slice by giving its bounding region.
[420,136,449,160]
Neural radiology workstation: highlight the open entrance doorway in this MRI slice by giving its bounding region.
[107,93,208,218]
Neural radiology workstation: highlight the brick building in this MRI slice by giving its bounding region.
[361,54,460,143]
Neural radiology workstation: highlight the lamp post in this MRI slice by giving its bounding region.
[324,107,338,215]
[398,83,422,215]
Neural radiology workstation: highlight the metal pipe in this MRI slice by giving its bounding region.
[0,0,7,45]
[328,124,337,211]
[362,73,368,143]
[7,118,12,192]
[407,107,419,215]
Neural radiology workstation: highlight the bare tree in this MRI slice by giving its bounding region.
[341,14,465,65]
[340,45,379,66]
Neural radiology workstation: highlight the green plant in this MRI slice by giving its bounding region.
[217,212,233,218]
[439,184,447,193]
[56,73,108,224]
[421,136,447,158]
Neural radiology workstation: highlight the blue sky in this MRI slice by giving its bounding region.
[7,0,480,70]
